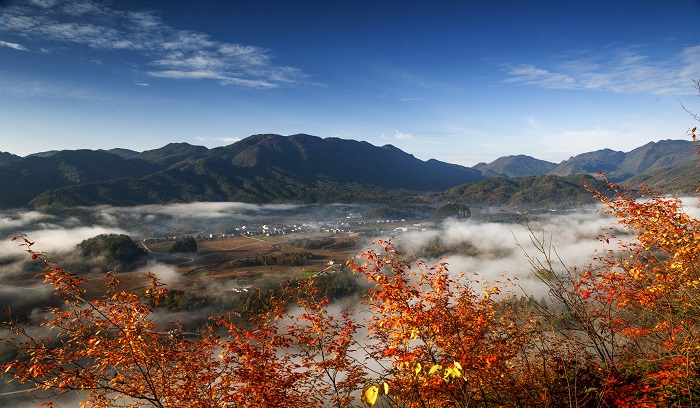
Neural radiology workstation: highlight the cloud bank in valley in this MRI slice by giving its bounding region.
[375,208,630,297]
[3,197,700,295]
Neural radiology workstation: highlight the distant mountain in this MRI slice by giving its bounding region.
[434,174,611,208]
[0,150,164,208]
[202,134,482,190]
[623,160,700,194]
[549,140,697,182]
[134,143,209,166]
[25,150,61,158]
[25,134,484,208]
[550,149,627,180]
[108,148,140,158]
[5,135,700,209]
[0,151,21,164]
[620,140,697,174]
[473,155,557,178]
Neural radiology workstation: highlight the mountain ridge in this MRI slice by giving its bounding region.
[2,135,698,209]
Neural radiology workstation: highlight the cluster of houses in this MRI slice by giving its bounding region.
[141,214,427,244]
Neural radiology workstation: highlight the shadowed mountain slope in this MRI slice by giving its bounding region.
[27,134,484,207]
[473,155,557,178]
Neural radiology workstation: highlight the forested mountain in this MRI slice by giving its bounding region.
[134,142,209,166]
[2,135,698,209]
[202,134,483,190]
[434,174,611,207]
[14,134,484,208]
[472,155,557,178]
[108,148,140,158]
[0,151,21,164]
[548,140,696,181]
[622,160,700,193]
[0,150,164,208]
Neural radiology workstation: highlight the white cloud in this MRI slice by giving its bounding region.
[0,226,128,256]
[103,202,299,220]
[135,261,179,285]
[213,137,241,143]
[0,1,306,88]
[0,40,29,51]
[504,46,700,95]
[0,75,112,100]
[504,64,577,88]
[394,130,415,140]
[382,208,619,298]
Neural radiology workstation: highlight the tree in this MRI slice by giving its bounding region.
[432,202,471,219]
[1,235,366,407]
[168,237,197,253]
[77,234,147,271]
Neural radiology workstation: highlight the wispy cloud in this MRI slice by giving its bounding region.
[504,46,700,95]
[394,130,415,140]
[0,1,306,88]
[0,40,29,51]
[0,74,111,100]
[194,136,242,144]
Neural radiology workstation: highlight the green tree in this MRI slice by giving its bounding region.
[169,237,197,253]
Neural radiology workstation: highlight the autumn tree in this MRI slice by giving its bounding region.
[1,236,322,407]
[346,239,604,408]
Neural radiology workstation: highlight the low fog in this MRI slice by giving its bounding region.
[3,198,700,291]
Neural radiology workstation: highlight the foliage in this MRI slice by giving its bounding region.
[228,251,313,268]
[414,237,480,258]
[580,185,700,406]
[432,202,471,219]
[77,234,147,269]
[438,173,611,208]
[160,290,211,312]
[8,169,700,406]
[168,237,197,253]
[289,237,337,249]
[311,269,361,301]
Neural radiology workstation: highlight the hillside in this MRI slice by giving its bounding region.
[548,140,697,182]
[24,134,484,208]
[434,174,611,208]
[0,151,21,164]
[134,143,209,166]
[622,160,700,194]
[0,150,164,208]
[472,155,557,178]
[4,136,700,209]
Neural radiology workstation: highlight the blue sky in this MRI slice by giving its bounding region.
[1,0,699,166]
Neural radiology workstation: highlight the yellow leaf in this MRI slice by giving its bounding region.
[361,385,379,407]
[428,364,442,375]
[382,382,389,395]
[414,362,422,376]
[444,364,463,379]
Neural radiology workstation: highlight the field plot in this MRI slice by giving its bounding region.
[143,233,360,292]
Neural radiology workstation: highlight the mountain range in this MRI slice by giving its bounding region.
[0,134,697,209]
